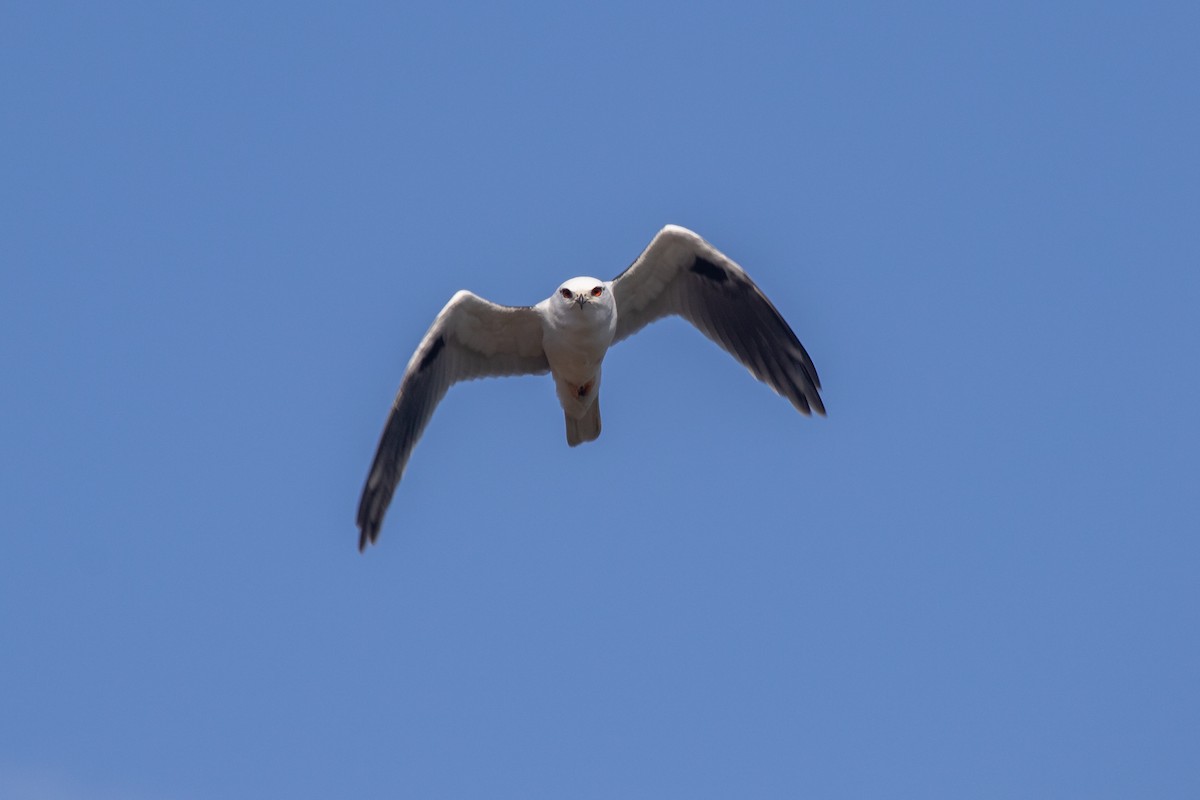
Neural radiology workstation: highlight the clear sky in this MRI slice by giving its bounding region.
[2,1,1197,798]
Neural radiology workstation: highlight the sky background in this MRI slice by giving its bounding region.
[2,1,1198,798]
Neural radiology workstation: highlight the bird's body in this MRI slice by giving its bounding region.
[356,225,824,550]
[538,276,617,443]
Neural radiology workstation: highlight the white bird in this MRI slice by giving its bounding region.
[356,224,824,550]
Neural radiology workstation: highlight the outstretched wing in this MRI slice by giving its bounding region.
[611,225,824,416]
[357,291,549,550]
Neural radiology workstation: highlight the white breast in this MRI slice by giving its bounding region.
[539,298,617,384]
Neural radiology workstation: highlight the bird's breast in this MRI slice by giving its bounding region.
[542,310,615,384]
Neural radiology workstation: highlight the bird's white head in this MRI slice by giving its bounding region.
[554,276,614,315]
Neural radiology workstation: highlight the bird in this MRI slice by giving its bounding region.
[356,224,824,550]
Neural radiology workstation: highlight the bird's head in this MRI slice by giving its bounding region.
[555,277,612,312]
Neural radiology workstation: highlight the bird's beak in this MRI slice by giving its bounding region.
[574,296,588,309]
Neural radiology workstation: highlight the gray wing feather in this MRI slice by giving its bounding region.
[357,291,549,550]
[611,225,824,416]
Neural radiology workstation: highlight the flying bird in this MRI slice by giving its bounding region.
[357,224,824,550]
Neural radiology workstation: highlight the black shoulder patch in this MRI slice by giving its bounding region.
[690,255,729,283]
[418,335,445,372]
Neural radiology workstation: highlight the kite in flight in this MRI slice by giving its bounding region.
[357,225,824,550]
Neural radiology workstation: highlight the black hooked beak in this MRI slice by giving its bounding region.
[574,295,588,309]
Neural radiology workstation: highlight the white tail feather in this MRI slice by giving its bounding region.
[564,399,602,447]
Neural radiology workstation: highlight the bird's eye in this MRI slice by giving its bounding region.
[560,288,573,299]
[591,286,603,297]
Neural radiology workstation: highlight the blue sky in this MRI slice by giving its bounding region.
[2,1,1197,797]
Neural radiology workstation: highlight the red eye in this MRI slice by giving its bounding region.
[560,288,572,299]
[590,286,603,297]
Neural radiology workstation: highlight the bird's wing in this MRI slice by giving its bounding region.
[357,291,549,550]
[611,225,824,416]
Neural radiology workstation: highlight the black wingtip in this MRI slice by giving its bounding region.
[806,386,827,417]
[357,520,378,552]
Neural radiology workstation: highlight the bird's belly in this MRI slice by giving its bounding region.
[543,327,612,385]
[544,339,607,384]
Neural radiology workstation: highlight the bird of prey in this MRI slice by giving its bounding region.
[356,224,824,550]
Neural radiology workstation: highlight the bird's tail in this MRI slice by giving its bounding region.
[564,397,602,447]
